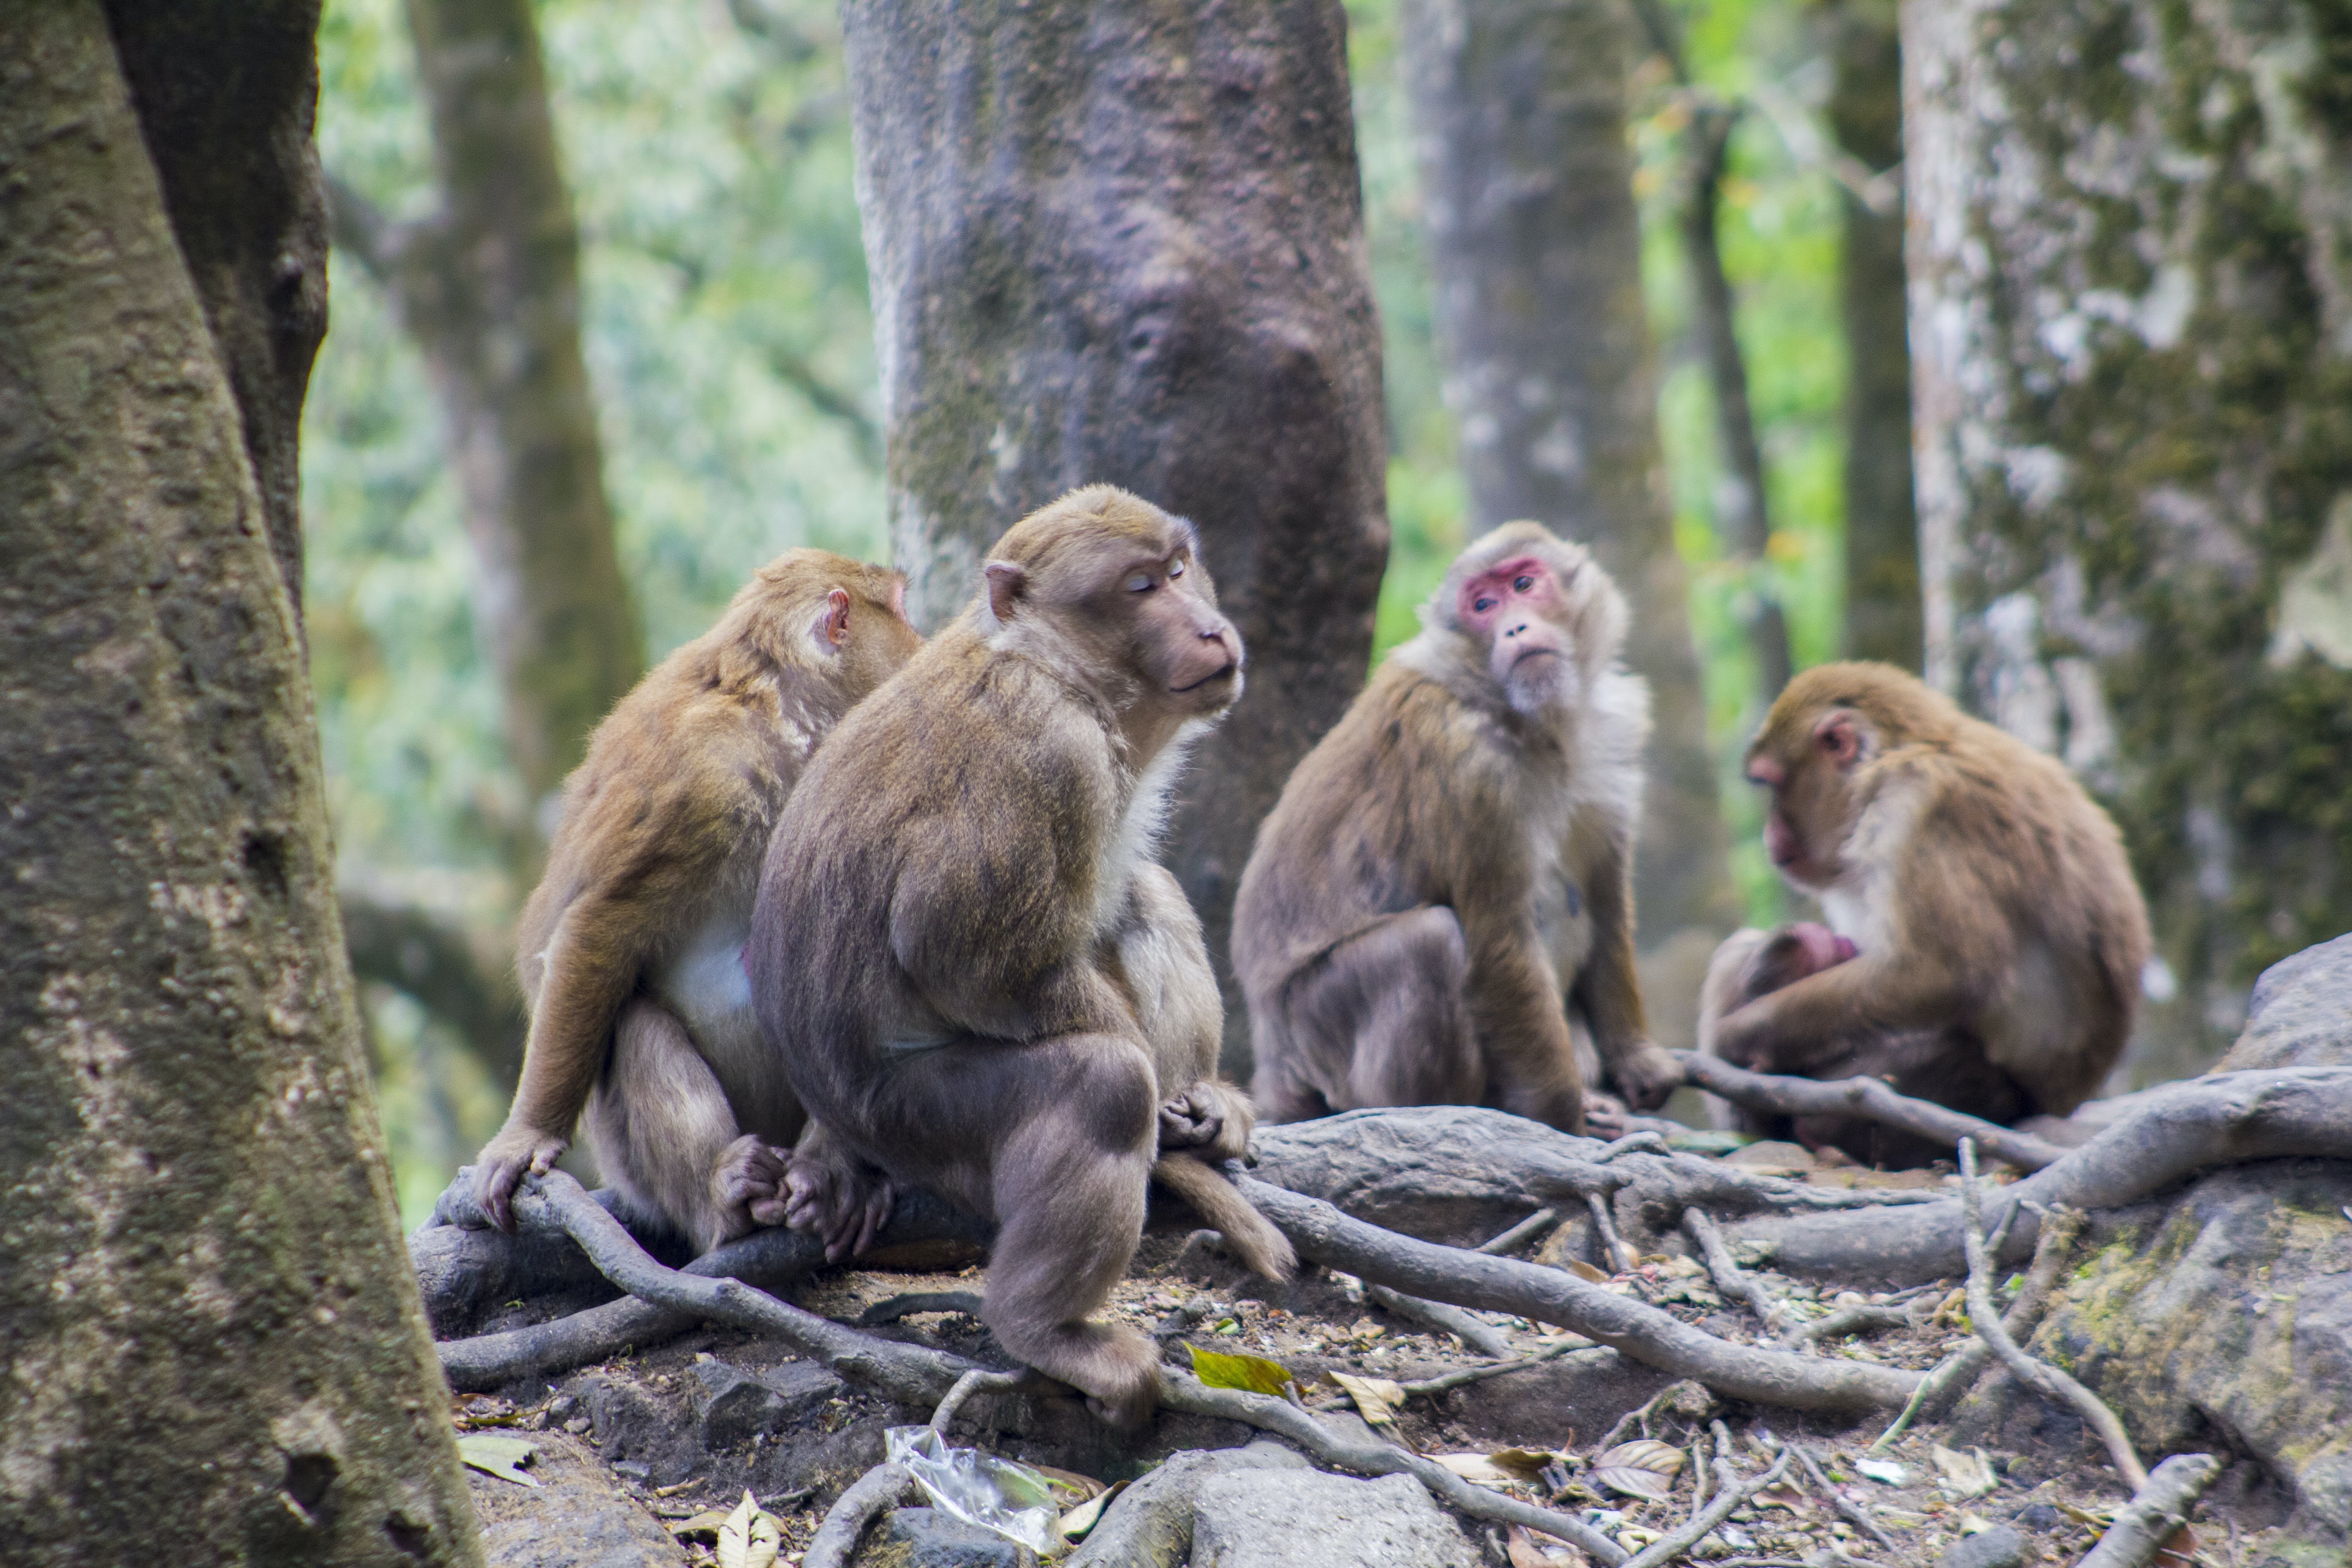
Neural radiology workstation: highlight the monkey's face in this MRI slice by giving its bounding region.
[1455,552,1591,715]
[1745,703,1873,891]
[1102,541,1244,719]
[1740,921,1857,1001]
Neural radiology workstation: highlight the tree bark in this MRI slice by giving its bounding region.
[0,7,481,1563]
[842,0,1392,1070]
[1399,0,1740,983]
[1821,0,1922,671]
[329,0,643,861]
[1905,0,2352,1076]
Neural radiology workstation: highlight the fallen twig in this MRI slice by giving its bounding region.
[1681,1208,1783,1330]
[1586,1191,1642,1274]
[1787,1440,1897,1552]
[1365,1280,1514,1358]
[1594,1380,1712,1454]
[1784,1297,1926,1349]
[1959,1141,2146,1488]
[858,1290,986,1327]
[1231,1176,1922,1409]
[2078,1452,2222,1568]
[1678,1052,2067,1171]
[1478,1207,1562,1255]
[476,1170,975,1407]
[1396,1338,1591,1396]
[1158,1372,1628,1564]
[1619,1446,1793,1568]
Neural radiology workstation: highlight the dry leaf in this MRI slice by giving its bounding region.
[1930,1444,1996,1499]
[1752,1485,1810,1513]
[1565,1260,1609,1284]
[1327,1371,1407,1427]
[454,1433,540,1489]
[717,1489,780,1568]
[1591,1437,1684,1501]
[2154,1525,2198,1568]
[1057,1479,1128,1543]
[1507,1524,1588,1567]
[1184,1343,1295,1397]
[1436,1449,1562,1487]
[668,1509,735,1540]
[1027,1464,1106,1503]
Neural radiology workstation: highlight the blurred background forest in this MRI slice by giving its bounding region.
[305,0,2348,1223]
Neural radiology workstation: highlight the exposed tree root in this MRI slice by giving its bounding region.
[2078,1453,2223,1568]
[1621,1447,1793,1568]
[1679,1051,2068,1170]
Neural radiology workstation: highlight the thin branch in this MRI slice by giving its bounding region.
[1959,1142,2146,1488]
[1586,1191,1642,1274]
[1158,1373,1628,1565]
[1783,1299,1924,1349]
[931,1367,1032,1436]
[804,1461,915,1568]
[1235,1175,1921,1411]
[1678,1052,2067,1171]
[1595,1381,1710,1455]
[1365,1281,1514,1359]
[1681,1208,1783,1330]
[1477,1207,1562,1255]
[1621,1448,1794,1568]
[1788,1441,1898,1552]
[2078,1453,2223,1568]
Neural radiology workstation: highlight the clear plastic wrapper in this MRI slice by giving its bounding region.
[884,1424,1061,1555]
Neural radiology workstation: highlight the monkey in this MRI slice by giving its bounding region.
[469,550,922,1253]
[1694,921,2033,1167]
[1232,519,1679,1137]
[1709,661,2152,1138]
[746,485,1293,1427]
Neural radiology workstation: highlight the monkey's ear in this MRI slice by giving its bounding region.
[1814,710,1867,770]
[813,588,853,650]
[983,561,1026,627]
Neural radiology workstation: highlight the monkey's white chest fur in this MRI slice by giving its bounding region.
[652,914,761,1064]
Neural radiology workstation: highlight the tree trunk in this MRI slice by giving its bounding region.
[0,7,481,1563]
[329,0,643,868]
[1822,0,1921,671]
[841,0,1392,1072]
[1399,0,1741,1037]
[1906,0,2352,1078]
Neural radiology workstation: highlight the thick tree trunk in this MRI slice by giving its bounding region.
[1822,0,1921,671]
[1906,0,2352,1077]
[842,0,1392,1071]
[330,0,643,860]
[0,7,480,1564]
[1399,0,1740,1036]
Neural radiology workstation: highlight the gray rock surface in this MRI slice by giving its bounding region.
[865,1507,1036,1567]
[1252,1106,1614,1247]
[466,1430,686,1568]
[2212,935,2352,1073]
[1064,1442,1309,1568]
[1189,1469,1478,1568]
[691,1357,845,1450]
[1932,1523,2026,1568]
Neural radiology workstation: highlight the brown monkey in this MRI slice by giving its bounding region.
[1712,662,2151,1127]
[1233,520,1676,1135]
[470,551,921,1251]
[747,485,1292,1427]
[1695,922,2029,1167]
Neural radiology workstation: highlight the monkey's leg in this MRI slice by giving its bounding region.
[1289,907,1484,1111]
[583,999,788,1255]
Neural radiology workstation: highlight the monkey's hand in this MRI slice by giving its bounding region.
[712,1134,793,1234]
[471,1125,569,1232]
[784,1137,895,1263]
[1157,1085,1227,1154]
[1608,1040,1686,1112]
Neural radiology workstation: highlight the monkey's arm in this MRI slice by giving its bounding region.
[1710,950,1970,1073]
[1570,830,1679,1109]
[1460,911,1587,1132]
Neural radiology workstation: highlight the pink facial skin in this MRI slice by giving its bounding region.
[1784,920,1858,971]
[1458,556,1579,698]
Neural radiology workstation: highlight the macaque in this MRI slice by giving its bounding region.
[1710,662,2151,1139]
[747,485,1292,1427]
[1233,520,1676,1136]
[1695,922,2029,1167]
[471,552,921,1251]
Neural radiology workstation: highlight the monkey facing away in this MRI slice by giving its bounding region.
[747,485,1292,1427]
[470,551,921,1252]
[1710,662,2151,1134]
[1233,520,1677,1136]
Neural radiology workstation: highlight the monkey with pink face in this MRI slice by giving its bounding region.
[1235,520,1677,1133]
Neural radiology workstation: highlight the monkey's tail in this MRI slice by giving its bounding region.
[1151,1153,1296,1281]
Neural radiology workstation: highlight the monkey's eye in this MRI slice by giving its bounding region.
[1512,574,1534,593]
[1168,557,1186,578]
[1126,571,1157,593]
[1473,595,1497,613]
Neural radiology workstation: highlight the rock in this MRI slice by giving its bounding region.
[1407,1348,1670,1444]
[1252,1107,1614,1247]
[2212,935,2352,1072]
[1064,1442,1308,1568]
[1189,1468,1478,1568]
[2009,1502,2063,1530]
[691,1357,845,1450]
[1953,1160,2352,1548]
[863,1507,1036,1567]
[1931,1524,2026,1568]
[466,1430,686,1568]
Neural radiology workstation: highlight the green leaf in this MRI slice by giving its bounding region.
[1185,1342,1295,1396]
[455,1433,541,1488]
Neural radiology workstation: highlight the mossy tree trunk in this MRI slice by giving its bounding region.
[1398,0,1741,1040]
[1821,0,1922,671]
[329,0,643,877]
[0,6,481,1564]
[1906,0,2352,1077]
[842,0,1392,1071]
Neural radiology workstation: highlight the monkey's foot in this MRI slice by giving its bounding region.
[1156,1085,1228,1153]
[1581,1091,1632,1139]
[1610,1041,1686,1112]
[784,1147,895,1262]
[712,1134,793,1233]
